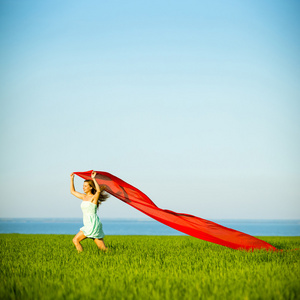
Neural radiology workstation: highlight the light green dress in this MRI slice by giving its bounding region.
[80,201,105,239]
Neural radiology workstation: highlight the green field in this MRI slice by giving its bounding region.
[0,234,299,300]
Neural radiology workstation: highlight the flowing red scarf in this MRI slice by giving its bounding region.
[74,170,277,251]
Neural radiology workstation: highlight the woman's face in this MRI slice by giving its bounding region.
[83,182,92,193]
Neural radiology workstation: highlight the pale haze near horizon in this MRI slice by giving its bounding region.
[0,1,299,220]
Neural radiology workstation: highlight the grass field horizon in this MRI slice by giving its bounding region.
[1,234,299,299]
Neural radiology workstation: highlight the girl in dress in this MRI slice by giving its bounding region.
[70,171,109,252]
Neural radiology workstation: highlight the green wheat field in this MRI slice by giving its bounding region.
[0,234,299,300]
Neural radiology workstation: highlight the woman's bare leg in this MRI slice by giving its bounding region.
[94,238,107,251]
[72,231,87,252]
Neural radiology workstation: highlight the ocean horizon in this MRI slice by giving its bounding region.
[0,218,299,236]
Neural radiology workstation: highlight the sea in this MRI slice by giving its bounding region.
[0,218,299,236]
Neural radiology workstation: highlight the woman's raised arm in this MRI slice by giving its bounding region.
[70,173,84,199]
[91,171,101,201]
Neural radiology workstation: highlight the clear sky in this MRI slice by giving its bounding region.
[1,0,299,220]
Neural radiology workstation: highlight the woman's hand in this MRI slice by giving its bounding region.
[91,171,97,179]
[70,173,74,180]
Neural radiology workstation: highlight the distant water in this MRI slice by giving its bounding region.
[0,219,299,236]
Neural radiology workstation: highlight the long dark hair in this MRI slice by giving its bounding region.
[84,180,109,208]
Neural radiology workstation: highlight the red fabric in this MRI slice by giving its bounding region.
[74,170,277,251]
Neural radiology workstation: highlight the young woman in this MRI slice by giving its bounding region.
[70,171,109,252]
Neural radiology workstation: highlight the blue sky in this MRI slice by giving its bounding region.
[0,0,299,220]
